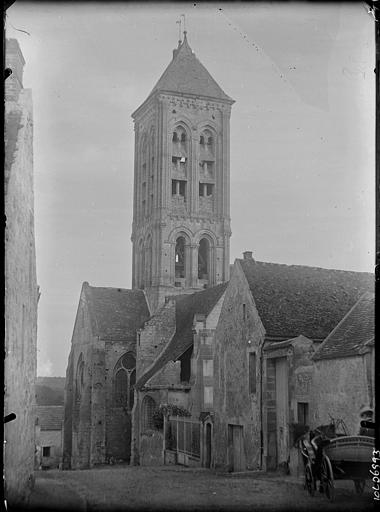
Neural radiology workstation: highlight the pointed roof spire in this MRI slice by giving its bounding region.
[149,33,234,103]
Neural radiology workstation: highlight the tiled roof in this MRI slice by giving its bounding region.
[84,283,150,341]
[149,35,233,103]
[313,292,374,360]
[239,258,373,341]
[136,283,228,388]
[35,406,64,431]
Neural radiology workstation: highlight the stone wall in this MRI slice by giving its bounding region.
[4,39,38,506]
[38,430,63,469]
[311,355,370,436]
[213,262,265,471]
[63,288,99,469]
[137,298,176,379]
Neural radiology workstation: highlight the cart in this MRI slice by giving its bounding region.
[299,431,374,502]
[319,435,375,502]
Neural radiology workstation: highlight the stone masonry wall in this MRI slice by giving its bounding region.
[64,289,98,469]
[39,430,63,469]
[137,299,176,379]
[4,38,38,506]
[213,262,265,471]
[311,356,369,436]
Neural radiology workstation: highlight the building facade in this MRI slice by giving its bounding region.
[4,39,39,505]
[311,292,375,436]
[35,406,64,470]
[63,283,149,469]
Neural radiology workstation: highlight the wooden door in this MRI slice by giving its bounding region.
[275,358,289,467]
[205,423,212,468]
[228,424,244,472]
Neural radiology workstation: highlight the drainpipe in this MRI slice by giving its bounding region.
[259,341,263,469]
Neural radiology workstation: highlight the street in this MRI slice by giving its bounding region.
[23,465,374,511]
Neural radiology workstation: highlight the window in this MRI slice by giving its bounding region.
[204,386,213,407]
[113,352,136,410]
[249,352,256,394]
[172,179,186,197]
[76,355,84,401]
[199,182,214,197]
[142,396,157,431]
[172,131,178,142]
[200,135,205,145]
[180,347,193,382]
[198,238,209,279]
[175,237,186,278]
[298,402,309,426]
[42,446,51,457]
[203,360,213,377]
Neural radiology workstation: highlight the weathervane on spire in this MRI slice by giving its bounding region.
[181,13,187,38]
[176,18,182,46]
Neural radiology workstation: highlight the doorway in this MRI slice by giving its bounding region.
[205,423,212,468]
[275,358,289,467]
[228,424,244,472]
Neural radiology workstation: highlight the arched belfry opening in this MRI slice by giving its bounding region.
[198,238,209,281]
[175,236,186,281]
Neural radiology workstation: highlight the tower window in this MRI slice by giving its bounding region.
[207,136,213,146]
[172,131,178,142]
[181,132,186,143]
[199,183,214,197]
[200,135,205,145]
[175,237,186,278]
[198,238,209,279]
[172,180,186,197]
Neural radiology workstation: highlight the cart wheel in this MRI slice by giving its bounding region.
[354,479,365,495]
[305,463,315,496]
[321,455,335,502]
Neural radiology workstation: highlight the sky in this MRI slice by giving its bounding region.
[5,2,375,377]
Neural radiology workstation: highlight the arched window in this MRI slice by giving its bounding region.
[207,136,213,146]
[113,352,136,411]
[137,238,145,289]
[200,135,205,145]
[76,354,84,401]
[172,131,178,143]
[175,236,186,279]
[142,396,157,431]
[181,132,186,143]
[198,238,210,279]
[145,235,153,287]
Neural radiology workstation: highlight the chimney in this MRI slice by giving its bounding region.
[243,251,254,261]
[5,39,25,102]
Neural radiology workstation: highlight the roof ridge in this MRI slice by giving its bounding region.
[238,258,373,275]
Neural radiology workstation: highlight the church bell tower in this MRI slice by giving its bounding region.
[131,32,234,313]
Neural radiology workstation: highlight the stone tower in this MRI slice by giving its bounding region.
[131,33,234,313]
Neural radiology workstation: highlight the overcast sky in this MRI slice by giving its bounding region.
[6,2,375,377]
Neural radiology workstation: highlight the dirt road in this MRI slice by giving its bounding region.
[25,465,374,511]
